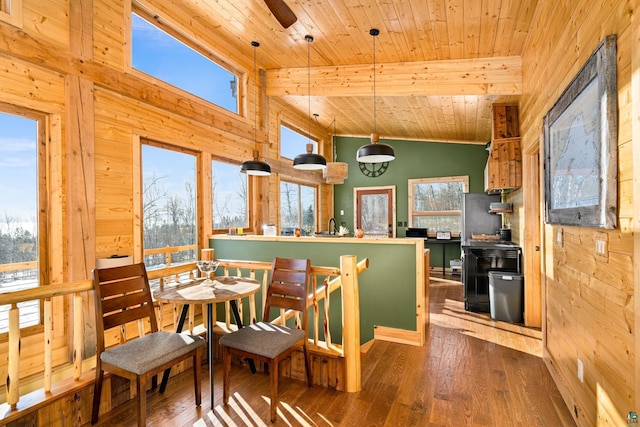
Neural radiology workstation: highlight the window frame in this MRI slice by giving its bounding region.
[0,0,22,28]
[130,3,245,116]
[279,122,319,161]
[0,103,51,335]
[211,158,250,232]
[279,179,318,235]
[408,175,469,235]
[140,139,199,270]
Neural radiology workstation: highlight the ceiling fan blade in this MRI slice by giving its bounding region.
[264,0,297,28]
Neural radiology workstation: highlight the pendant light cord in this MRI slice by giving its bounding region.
[373,31,376,134]
[306,35,313,147]
[252,41,259,159]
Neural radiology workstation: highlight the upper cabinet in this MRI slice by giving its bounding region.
[485,104,522,193]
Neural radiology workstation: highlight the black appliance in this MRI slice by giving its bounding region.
[462,242,521,312]
[461,193,519,313]
[406,227,428,238]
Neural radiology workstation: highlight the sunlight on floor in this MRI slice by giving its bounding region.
[204,392,333,426]
[431,283,543,357]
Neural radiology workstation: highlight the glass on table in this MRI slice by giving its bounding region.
[196,260,220,286]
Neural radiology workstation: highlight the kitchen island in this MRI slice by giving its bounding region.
[209,234,429,346]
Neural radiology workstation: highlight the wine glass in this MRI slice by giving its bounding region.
[196,260,219,286]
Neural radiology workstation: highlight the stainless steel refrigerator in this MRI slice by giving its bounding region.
[461,193,502,243]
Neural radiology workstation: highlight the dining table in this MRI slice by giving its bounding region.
[153,275,261,408]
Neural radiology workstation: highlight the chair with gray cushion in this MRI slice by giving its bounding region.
[91,262,204,426]
[219,257,312,422]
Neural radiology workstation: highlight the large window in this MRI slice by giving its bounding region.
[408,176,469,234]
[280,182,316,235]
[0,110,40,331]
[142,143,197,269]
[280,124,317,160]
[131,11,239,113]
[212,160,248,230]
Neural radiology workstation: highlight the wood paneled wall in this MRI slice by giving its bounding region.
[518,1,635,425]
[0,0,329,390]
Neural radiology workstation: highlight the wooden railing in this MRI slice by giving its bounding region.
[0,254,368,416]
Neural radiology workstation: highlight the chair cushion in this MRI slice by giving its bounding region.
[101,331,204,375]
[219,322,305,359]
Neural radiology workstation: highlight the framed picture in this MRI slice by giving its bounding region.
[436,231,451,240]
[543,34,618,229]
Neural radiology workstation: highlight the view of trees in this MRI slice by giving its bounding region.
[411,180,464,232]
[280,182,315,235]
[0,214,37,265]
[143,170,197,267]
[212,165,248,229]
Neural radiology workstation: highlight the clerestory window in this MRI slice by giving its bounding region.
[131,8,240,114]
[280,124,318,160]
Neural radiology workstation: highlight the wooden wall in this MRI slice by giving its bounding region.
[0,0,330,392]
[518,1,635,425]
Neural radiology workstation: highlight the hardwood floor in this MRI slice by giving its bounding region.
[90,274,576,426]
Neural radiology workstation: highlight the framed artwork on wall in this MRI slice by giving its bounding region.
[543,34,618,229]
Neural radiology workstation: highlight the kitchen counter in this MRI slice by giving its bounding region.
[209,234,429,346]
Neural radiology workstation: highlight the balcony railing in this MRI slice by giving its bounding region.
[0,253,368,423]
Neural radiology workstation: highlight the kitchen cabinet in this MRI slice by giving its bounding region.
[485,104,522,192]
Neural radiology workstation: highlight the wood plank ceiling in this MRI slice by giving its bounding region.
[174,0,539,144]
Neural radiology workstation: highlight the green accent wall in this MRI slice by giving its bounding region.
[333,136,488,269]
[210,237,421,344]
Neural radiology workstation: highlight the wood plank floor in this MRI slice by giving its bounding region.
[89,274,576,426]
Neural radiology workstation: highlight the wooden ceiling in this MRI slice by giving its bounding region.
[172,0,539,144]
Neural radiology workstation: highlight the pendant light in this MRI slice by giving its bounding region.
[240,41,271,176]
[324,117,348,184]
[356,28,395,163]
[293,35,327,170]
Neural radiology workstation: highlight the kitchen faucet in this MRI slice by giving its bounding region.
[328,217,336,235]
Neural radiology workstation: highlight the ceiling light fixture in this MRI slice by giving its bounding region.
[324,116,348,184]
[356,28,395,163]
[293,35,327,170]
[240,41,271,176]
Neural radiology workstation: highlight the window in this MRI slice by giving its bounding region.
[0,110,40,331]
[131,11,239,113]
[408,176,469,234]
[0,0,22,27]
[212,160,248,230]
[142,143,197,270]
[280,124,317,160]
[280,181,316,235]
[355,186,395,237]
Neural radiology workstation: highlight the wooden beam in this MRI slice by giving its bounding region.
[266,56,522,97]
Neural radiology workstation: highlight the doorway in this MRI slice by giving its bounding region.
[354,186,396,237]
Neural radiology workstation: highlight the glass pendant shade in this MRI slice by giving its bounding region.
[293,143,326,170]
[241,150,271,175]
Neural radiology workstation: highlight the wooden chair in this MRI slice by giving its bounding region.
[91,263,204,426]
[219,257,312,422]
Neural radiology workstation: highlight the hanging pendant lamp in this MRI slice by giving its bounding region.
[356,28,395,163]
[293,35,327,170]
[240,41,271,176]
[324,117,348,184]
